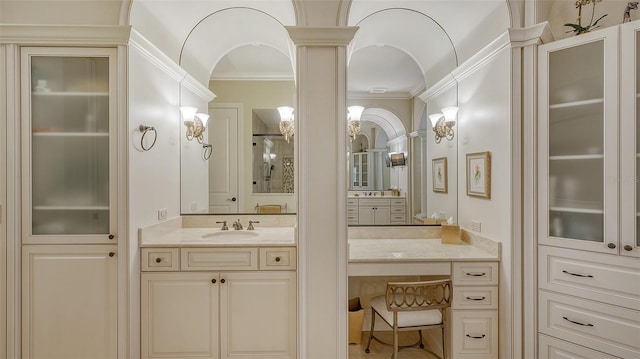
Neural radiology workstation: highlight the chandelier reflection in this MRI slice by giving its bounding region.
[347,106,364,141]
[278,106,294,142]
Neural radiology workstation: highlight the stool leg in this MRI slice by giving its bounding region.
[418,330,424,349]
[441,326,446,359]
[365,309,376,354]
[392,325,398,359]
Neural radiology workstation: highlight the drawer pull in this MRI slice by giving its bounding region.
[624,245,633,251]
[211,279,216,284]
[220,278,226,284]
[562,316,594,327]
[275,256,281,262]
[466,334,486,339]
[465,296,486,301]
[465,272,486,277]
[155,257,162,263]
[108,252,115,257]
[562,270,593,278]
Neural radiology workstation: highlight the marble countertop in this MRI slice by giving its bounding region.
[349,238,499,262]
[139,218,296,247]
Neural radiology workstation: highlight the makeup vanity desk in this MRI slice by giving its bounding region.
[347,228,501,359]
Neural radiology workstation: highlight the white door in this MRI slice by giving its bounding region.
[209,106,239,213]
[220,271,297,359]
[141,272,219,359]
[22,245,118,359]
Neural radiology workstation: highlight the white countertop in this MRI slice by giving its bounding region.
[140,226,296,247]
[349,238,499,262]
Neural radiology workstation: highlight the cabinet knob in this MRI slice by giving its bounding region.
[624,245,633,251]
[211,279,216,284]
[607,243,616,249]
[275,256,281,262]
[108,252,115,257]
[155,257,162,263]
[220,278,226,283]
[108,234,115,240]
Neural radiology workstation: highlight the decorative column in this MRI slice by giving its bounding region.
[286,26,358,359]
[415,129,429,218]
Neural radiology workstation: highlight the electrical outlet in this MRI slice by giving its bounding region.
[190,201,198,211]
[158,208,168,220]
[471,220,482,232]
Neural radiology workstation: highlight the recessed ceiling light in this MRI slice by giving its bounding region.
[369,87,388,94]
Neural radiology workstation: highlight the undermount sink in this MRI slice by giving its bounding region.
[201,230,259,240]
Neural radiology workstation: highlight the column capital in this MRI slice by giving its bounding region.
[286,26,358,47]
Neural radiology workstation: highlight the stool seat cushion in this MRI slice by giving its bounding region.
[369,295,442,328]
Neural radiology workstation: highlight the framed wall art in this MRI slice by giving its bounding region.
[466,151,491,198]
[432,157,448,193]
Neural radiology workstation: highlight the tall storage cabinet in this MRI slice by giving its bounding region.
[351,152,370,189]
[537,22,640,358]
[20,47,119,358]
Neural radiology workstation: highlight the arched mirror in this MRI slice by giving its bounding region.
[347,7,459,225]
[179,7,297,214]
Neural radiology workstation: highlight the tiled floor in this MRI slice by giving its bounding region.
[349,331,441,359]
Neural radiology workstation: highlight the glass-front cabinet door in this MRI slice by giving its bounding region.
[352,152,369,190]
[21,47,117,244]
[538,27,619,254]
[621,21,640,258]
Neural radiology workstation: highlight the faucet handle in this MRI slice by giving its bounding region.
[216,221,228,231]
[247,220,260,230]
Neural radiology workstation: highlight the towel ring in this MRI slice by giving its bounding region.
[202,144,213,160]
[139,125,157,151]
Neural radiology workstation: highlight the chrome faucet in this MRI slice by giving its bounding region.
[232,219,243,230]
[216,221,229,231]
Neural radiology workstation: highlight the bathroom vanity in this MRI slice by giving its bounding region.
[139,216,297,359]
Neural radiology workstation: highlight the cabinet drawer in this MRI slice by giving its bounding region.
[451,310,498,359]
[347,198,358,206]
[347,215,359,224]
[390,199,405,206]
[539,290,640,358]
[452,262,498,286]
[538,334,619,359]
[390,206,405,214]
[539,246,640,310]
[358,198,390,207]
[141,248,179,271]
[259,247,296,270]
[453,286,498,310]
[347,206,359,214]
[181,248,258,271]
[390,214,406,223]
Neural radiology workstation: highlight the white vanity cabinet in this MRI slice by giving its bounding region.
[537,21,640,358]
[141,246,297,359]
[350,197,406,225]
[19,47,121,359]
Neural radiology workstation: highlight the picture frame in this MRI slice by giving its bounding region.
[466,151,491,199]
[432,157,448,193]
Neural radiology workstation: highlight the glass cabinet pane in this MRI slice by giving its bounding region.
[29,56,110,235]
[547,40,604,243]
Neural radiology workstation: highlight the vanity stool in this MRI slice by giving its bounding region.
[365,279,452,359]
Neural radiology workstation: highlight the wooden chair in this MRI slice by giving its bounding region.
[365,279,452,359]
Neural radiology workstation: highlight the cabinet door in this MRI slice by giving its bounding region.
[358,206,375,225]
[538,27,619,254]
[22,245,117,359]
[141,272,219,359]
[20,47,117,244]
[220,271,296,359]
[621,20,640,258]
[374,206,390,225]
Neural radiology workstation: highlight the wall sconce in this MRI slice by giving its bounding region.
[278,106,294,142]
[429,106,458,143]
[181,106,209,143]
[347,105,364,141]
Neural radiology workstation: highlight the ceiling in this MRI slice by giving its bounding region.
[129,1,513,98]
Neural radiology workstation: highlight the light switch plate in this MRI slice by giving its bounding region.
[158,208,168,220]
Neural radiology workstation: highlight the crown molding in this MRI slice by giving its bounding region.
[0,25,131,45]
[130,29,215,102]
[387,135,407,146]
[348,91,413,100]
[508,21,553,47]
[286,26,359,46]
[419,73,456,102]
[452,31,511,83]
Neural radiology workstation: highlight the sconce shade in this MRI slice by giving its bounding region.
[348,106,365,122]
[429,113,444,128]
[441,107,459,125]
[180,106,197,122]
[196,113,209,127]
[277,106,294,122]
